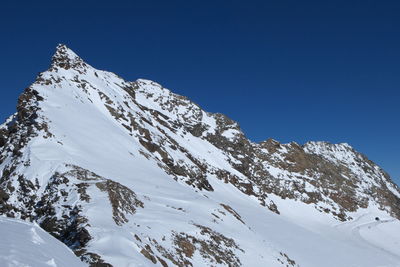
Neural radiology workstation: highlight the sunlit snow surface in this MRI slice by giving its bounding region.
[1,45,400,266]
[0,216,86,267]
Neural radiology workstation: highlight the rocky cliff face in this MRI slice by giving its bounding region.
[0,45,399,267]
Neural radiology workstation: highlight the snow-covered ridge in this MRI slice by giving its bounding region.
[0,44,400,267]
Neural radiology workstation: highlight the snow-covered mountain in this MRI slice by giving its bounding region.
[1,44,400,267]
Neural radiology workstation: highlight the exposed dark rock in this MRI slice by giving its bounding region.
[0,130,6,147]
[96,179,144,226]
[140,246,158,264]
[220,204,245,224]
[50,44,88,72]
[76,250,113,267]
[278,252,298,267]
[172,224,244,267]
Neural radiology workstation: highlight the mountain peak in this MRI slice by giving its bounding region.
[50,44,87,71]
[1,46,400,267]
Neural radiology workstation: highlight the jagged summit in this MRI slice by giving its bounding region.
[54,43,76,57]
[50,44,88,71]
[1,46,400,267]
[53,44,80,61]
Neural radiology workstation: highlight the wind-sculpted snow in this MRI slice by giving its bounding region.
[0,44,400,266]
[0,216,85,267]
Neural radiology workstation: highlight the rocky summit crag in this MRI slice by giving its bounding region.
[0,45,400,267]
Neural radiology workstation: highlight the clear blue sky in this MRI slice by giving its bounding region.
[1,0,399,182]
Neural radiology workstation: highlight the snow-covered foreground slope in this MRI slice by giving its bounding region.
[0,45,400,266]
[0,216,85,267]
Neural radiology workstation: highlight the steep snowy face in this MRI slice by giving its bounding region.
[1,44,400,267]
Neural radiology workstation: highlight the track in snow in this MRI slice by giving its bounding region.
[334,213,400,264]
[351,218,400,261]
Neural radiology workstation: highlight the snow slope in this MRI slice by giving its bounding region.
[0,216,86,267]
[0,44,400,266]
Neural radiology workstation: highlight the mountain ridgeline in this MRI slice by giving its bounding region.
[0,45,399,267]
